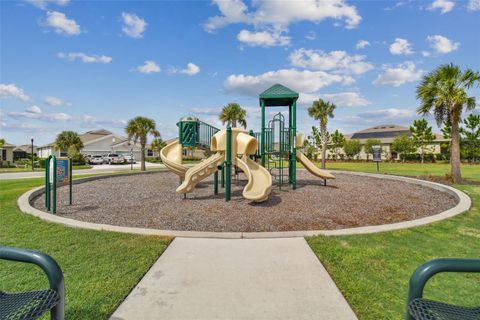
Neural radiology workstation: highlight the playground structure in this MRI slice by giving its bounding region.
[160,84,335,202]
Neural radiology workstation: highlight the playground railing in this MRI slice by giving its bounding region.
[198,121,220,148]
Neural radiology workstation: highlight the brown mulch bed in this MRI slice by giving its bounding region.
[32,171,458,232]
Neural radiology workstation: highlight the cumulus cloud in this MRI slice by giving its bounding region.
[26,0,69,9]
[289,49,374,75]
[389,38,414,55]
[0,84,30,101]
[27,105,42,114]
[355,40,370,49]
[135,60,160,74]
[467,0,480,11]
[8,108,72,122]
[298,91,370,107]
[44,96,69,106]
[305,31,316,40]
[43,11,80,35]
[427,35,459,54]
[237,29,291,47]
[373,61,423,87]
[57,52,112,64]
[121,12,147,38]
[427,0,455,13]
[170,63,200,76]
[224,69,352,97]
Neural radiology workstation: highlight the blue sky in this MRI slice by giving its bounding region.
[1,0,479,146]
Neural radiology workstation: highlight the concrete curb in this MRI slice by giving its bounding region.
[18,171,472,239]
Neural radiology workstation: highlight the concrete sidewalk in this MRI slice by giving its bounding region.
[111,237,357,320]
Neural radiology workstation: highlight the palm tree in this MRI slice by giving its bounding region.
[54,131,84,156]
[416,63,480,183]
[219,103,247,128]
[151,137,166,160]
[308,99,336,169]
[126,116,160,171]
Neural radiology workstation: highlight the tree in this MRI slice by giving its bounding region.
[391,135,416,162]
[308,99,336,169]
[151,137,166,160]
[219,103,247,128]
[416,64,480,182]
[364,139,382,161]
[409,119,436,163]
[54,131,84,155]
[460,113,480,162]
[0,138,5,167]
[126,116,160,171]
[328,130,345,160]
[343,139,362,160]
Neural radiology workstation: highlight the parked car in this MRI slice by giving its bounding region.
[89,155,104,165]
[123,154,136,164]
[102,153,122,164]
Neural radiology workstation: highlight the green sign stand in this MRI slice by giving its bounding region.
[45,155,72,214]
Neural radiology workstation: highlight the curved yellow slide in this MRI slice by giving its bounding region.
[160,139,189,178]
[235,156,272,202]
[296,151,335,180]
[176,152,225,194]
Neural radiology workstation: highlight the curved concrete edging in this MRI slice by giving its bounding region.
[17,170,472,239]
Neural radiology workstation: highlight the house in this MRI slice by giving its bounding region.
[13,144,38,161]
[0,141,16,164]
[37,129,158,159]
[326,124,449,160]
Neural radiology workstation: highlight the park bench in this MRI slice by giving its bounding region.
[0,246,64,320]
[406,258,480,320]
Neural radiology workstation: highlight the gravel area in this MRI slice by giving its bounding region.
[32,171,458,232]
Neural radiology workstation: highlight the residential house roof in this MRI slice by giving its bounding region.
[13,144,38,153]
[346,124,448,144]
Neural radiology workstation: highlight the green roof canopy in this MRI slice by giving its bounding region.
[259,84,299,107]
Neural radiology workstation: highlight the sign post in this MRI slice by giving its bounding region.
[45,155,72,214]
[372,145,382,172]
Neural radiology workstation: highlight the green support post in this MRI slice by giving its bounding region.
[221,163,225,188]
[52,155,57,214]
[291,99,297,190]
[45,156,50,211]
[214,170,218,195]
[69,158,72,205]
[225,127,232,202]
[261,99,265,167]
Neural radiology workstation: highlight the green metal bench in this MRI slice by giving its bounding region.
[0,246,65,320]
[406,258,480,320]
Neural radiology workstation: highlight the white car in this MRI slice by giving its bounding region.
[89,155,104,165]
[123,154,136,164]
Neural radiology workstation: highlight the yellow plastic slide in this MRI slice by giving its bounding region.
[176,152,224,193]
[159,139,188,178]
[235,156,272,202]
[295,133,335,180]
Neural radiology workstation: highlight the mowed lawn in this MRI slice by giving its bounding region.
[0,177,171,319]
[306,163,480,319]
[323,161,480,181]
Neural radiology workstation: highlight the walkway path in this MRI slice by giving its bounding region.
[111,237,357,320]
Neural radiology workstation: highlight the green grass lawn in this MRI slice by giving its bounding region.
[0,165,93,173]
[306,168,480,319]
[321,161,480,181]
[0,177,171,319]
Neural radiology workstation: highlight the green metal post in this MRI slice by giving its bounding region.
[225,127,232,202]
[221,163,225,188]
[45,156,50,210]
[214,170,218,195]
[69,158,72,205]
[291,100,297,190]
[288,105,293,184]
[261,99,265,167]
[52,155,57,214]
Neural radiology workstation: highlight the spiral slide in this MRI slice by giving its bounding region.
[235,156,272,202]
[159,139,189,178]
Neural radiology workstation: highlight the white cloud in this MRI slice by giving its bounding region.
[305,31,316,40]
[427,35,459,54]
[121,12,147,39]
[43,11,80,35]
[421,51,431,57]
[289,48,374,75]
[44,96,68,106]
[427,0,455,13]
[321,92,370,107]
[135,60,160,74]
[27,105,42,114]
[467,0,480,11]
[0,84,30,101]
[389,38,414,55]
[237,29,290,47]
[355,40,370,49]
[170,63,200,76]
[357,108,416,119]
[80,115,127,128]
[26,0,70,9]
[373,61,423,87]
[224,69,352,97]
[57,52,112,64]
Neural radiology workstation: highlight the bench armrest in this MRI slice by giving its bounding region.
[406,258,480,320]
[0,246,65,320]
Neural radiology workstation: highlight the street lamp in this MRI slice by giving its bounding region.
[30,136,34,171]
